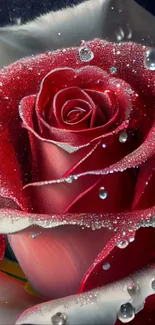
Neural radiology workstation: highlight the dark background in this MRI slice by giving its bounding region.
[0,0,155,26]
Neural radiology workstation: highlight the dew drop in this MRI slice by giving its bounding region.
[99,187,108,200]
[119,131,128,143]
[102,143,107,148]
[151,279,155,290]
[117,240,129,249]
[30,232,40,239]
[102,262,110,270]
[118,303,135,323]
[144,49,155,71]
[127,282,140,296]
[110,67,117,74]
[51,312,67,325]
[65,176,73,184]
[78,46,94,62]
[129,236,135,243]
[126,88,134,95]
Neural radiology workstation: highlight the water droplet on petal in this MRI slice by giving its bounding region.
[102,262,110,270]
[151,279,155,290]
[144,49,155,71]
[117,240,129,249]
[51,312,67,325]
[127,282,140,296]
[129,236,135,243]
[110,67,117,74]
[79,46,94,62]
[30,232,40,239]
[99,187,108,200]
[118,303,135,323]
[65,176,73,184]
[126,88,134,95]
[119,131,128,143]
[102,143,107,148]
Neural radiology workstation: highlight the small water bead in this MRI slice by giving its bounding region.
[127,282,140,296]
[65,176,73,184]
[78,45,94,62]
[30,232,40,239]
[119,131,128,143]
[102,262,110,270]
[51,312,67,325]
[126,88,134,95]
[118,303,135,323]
[151,279,155,290]
[110,67,117,74]
[129,236,135,243]
[117,240,129,249]
[102,143,107,148]
[99,187,108,200]
[144,49,155,71]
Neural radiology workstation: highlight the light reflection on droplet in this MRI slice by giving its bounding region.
[144,49,155,71]
[118,303,135,323]
[99,187,108,200]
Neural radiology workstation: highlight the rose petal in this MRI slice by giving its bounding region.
[79,227,155,293]
[8,226,113,299]
[0,271,42,325]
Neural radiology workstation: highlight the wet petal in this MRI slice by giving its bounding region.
[16,264,155,325]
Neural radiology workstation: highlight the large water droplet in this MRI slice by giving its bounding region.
[99,187,108,200]
[79,46,94,62]
[144,49,155,71]
[51,312,67,325]
[119,131,128,143]
[118,303,135,323]
[117,240,129,249]
[102,262,110,270]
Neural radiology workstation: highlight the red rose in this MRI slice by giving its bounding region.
[1,39,155,324]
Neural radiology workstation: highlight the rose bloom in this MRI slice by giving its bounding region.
[1,36,155,324]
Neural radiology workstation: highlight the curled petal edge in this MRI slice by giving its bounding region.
[0,206,155,234]
[16,263,155,325]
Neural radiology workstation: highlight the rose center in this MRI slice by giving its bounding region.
[64,107,87,123]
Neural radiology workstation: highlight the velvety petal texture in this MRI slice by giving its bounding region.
[0,39,155,324]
